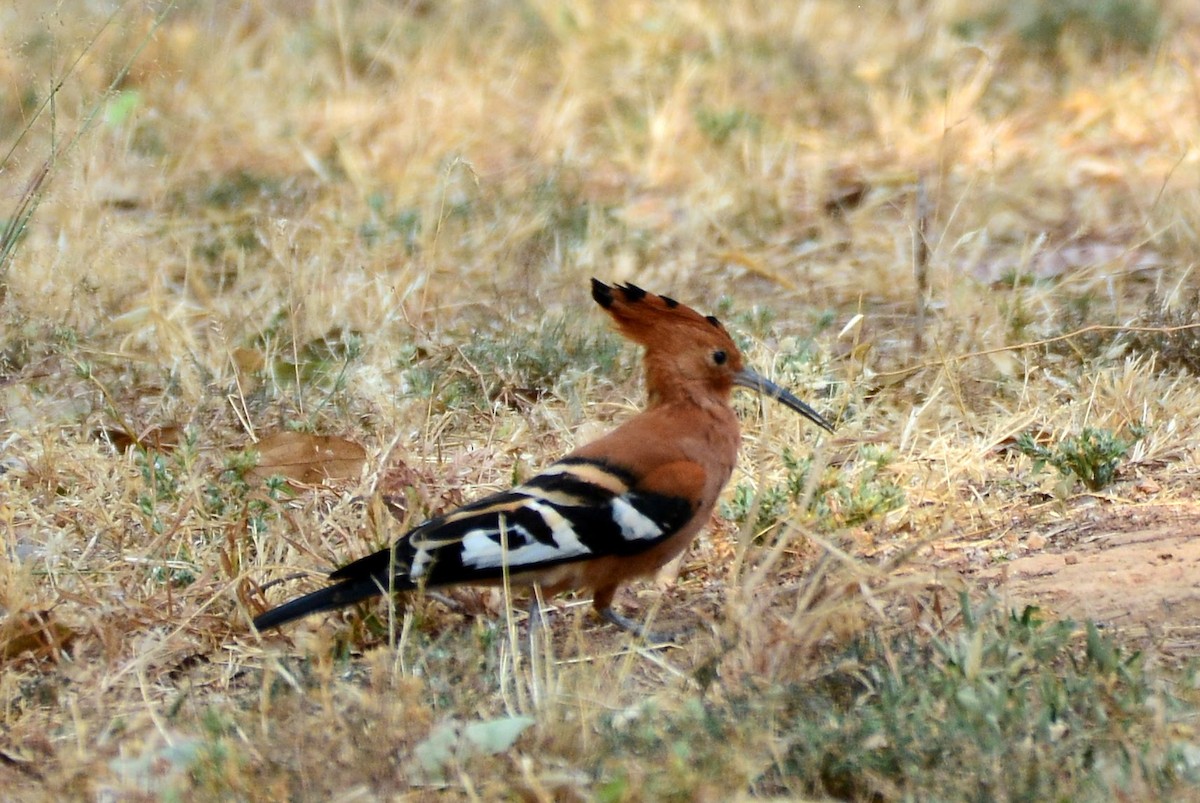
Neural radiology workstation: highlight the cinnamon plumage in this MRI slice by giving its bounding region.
[252,279,833,635]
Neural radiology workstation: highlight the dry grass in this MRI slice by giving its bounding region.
[4,0,1200,799]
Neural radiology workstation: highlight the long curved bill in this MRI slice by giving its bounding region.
[734,367,834,433]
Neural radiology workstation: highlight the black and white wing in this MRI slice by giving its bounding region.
[252,457,694,630]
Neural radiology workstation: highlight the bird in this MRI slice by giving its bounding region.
[251,278,833,636]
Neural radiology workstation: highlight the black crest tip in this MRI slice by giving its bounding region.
[660,295,679,308]
[591,278,614,308]
[617,283,647,302]
[705,314,722,328]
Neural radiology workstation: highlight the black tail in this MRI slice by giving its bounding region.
[253,545,419,630]
[253,576,389,631]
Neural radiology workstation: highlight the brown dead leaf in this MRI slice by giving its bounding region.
[378,460,431,525]
[376,455,468,535]
[248,432,367,483]
[614,195,683,232]
[94,424,183,453]
[716,250,798,290]
[823,165,870,217]
[1,611,77,661]
[232,346,265,374]
[965,238,1163,286]
[1136,478,1162,496]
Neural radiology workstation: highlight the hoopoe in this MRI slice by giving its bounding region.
[252,279,833,636]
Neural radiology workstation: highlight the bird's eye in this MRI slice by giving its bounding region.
[712,349,727,366]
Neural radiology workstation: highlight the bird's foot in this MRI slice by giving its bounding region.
[599,607,686,643]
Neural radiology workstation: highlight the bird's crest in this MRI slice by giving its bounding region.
[591,279,736,354]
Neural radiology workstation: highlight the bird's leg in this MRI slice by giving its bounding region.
[426,590,465,613]
[527,589,546,634]
[527,594,544,632]
[594,585,682,643]
[524,586,553,657]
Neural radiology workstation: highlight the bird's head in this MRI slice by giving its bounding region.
[591,279,833,432]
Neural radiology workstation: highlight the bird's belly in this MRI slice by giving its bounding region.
[508,561,591,594]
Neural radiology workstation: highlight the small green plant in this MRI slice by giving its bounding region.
[531,170,592,247]
[200,169,285,210]
[401,315,622,410]
[998,292,1036,343]
[102,89,141,127]
[722,480,790,537]
[360,192,422,253]
[1126,291,1200,375]
[695,107,759,146]
[134,445,186,536]
[722,444,904,536]
[768,597,1198,799]
[1017,425,1144,491]
[178,708,251,798]
[955,0,1160,57]
[273,327,364,389]
[122,434,209,587]
[595,698,749,799]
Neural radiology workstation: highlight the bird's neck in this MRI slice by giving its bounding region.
[645,377,733,416]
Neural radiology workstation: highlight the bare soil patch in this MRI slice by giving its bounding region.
[967,502,1200,657]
